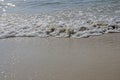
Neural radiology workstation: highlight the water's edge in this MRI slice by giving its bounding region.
[0,13,120,39]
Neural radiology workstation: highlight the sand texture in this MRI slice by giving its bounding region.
[0,33,120,80]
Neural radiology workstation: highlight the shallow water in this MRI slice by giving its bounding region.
[1,0,120,14]
[0,0,120,39]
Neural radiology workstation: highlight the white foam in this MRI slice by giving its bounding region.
[0,11,120,39]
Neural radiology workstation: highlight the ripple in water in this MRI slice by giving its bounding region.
[0,0,15,14]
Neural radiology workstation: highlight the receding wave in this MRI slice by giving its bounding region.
[0,10,120,39]
[0,0,120,39]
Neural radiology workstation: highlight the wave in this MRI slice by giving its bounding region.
[0,0,120,39]
[0,10,120,39]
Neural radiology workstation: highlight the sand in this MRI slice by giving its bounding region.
[0,33,120,80]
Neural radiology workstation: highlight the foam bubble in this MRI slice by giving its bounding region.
[0,11,120,39]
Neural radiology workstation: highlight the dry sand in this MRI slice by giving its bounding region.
[0,33,120,80]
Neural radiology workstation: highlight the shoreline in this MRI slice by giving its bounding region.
[0,12,120,39]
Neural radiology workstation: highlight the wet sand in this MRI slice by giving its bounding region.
[0,33,120,80]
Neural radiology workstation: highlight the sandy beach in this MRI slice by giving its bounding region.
[0,33,120,80]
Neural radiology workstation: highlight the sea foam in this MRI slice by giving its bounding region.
[0,0,120,39]
[0,10,120,39]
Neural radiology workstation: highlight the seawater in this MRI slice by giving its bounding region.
[0,0,120,39]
